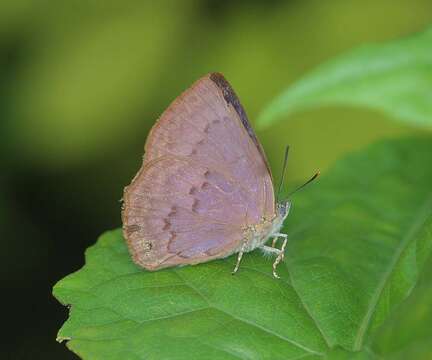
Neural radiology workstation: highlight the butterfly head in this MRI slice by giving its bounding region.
[276,170,320,223]
[276,201,291,222]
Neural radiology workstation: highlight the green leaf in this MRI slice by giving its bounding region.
[257,27,432,129]
[369,253,432,359]
[53,137,432,359]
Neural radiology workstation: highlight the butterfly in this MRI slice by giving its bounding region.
[122,73,317,278]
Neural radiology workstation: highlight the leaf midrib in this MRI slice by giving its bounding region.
[353,193,432,350]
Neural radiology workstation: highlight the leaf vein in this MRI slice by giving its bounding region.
[173,269,324,356]
[354,193,432,349]
[284,261,332,348]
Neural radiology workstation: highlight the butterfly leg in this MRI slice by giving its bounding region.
[233,207,253,275]
[271,232,284,247]
[271,231,288,247]
[232,250,244,275]
[271,233,288,278]
[260,245,282,278]
[260,245,280,255]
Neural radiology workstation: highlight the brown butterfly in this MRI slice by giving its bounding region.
[122,73,318,278]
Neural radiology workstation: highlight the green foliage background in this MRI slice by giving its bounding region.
[1,1,432,359]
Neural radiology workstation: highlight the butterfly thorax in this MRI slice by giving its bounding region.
[240,201,291,253]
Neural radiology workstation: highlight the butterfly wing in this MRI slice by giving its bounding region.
[122,73,275,269]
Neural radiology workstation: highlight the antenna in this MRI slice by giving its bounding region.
[276,145,290,201]
[286,171,320,199]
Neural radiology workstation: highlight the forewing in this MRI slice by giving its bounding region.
[143,72,275,223]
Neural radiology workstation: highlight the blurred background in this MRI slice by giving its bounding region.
[1,0,431,358]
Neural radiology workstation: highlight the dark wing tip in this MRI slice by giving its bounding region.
[208,72,249,130]
[208,72,272,178]
[209,72,230,87]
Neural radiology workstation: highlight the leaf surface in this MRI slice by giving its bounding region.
[53,137,432,359]
[257,27,432,128]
